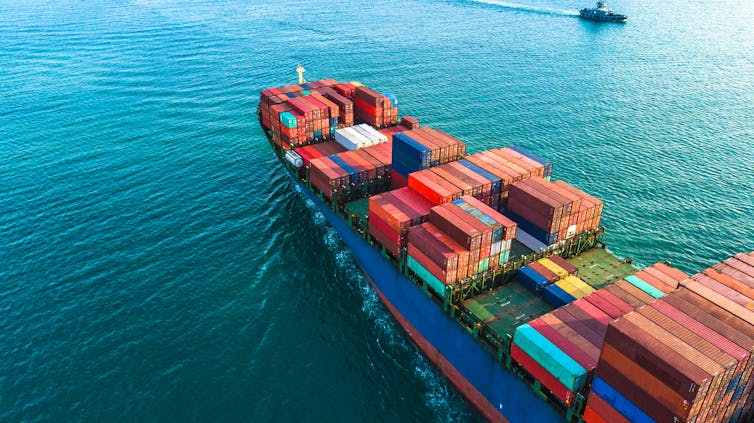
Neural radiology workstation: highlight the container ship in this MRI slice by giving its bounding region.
[257,73,754,423]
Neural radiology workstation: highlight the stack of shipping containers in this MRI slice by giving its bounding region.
[404,195,517,296]
[512,263,691,413]
[585,253,754,423]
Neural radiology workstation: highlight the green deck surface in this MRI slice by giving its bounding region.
[463,281,553,339]
[464,248,636,339]
[566,248,637,289]
[345,197,370,221]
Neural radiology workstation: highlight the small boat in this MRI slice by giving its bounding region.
[579,1,627,22]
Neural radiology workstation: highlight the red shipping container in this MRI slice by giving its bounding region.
[408,170,462,205]
[391,169,408,189]
[369,210,401,246]
[370,220,401,258]
[510,343,574,406]
[586,391,631,423]
[407,242,457,284]
[582,405,607,423]
[390,187,433,221]
[544,311,602,361]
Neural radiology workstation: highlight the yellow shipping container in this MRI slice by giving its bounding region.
[564,275,596,296]
[537,258,569,279]
[555,278,585,299]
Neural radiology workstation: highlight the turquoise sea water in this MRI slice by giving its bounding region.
[1,0,753,421]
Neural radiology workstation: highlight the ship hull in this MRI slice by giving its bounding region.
[287,169,565,423]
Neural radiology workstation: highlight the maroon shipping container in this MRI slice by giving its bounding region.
[623,312,728,421]
[401,115,420,129]
[309,156,349,200]
[636,304,739,421]
[407,242,457,284]
[586,391,631,423]
[529,316,598,370]
[560,302,608,342]
[529,261,559,284]
[429,203,483,251]
[547,255,578,276]
[597,342,692,422]
[604,318,712,403]
[614,279,656,305]
[651,298,752,420]
[552,307,604,350]
[407,223,460,271]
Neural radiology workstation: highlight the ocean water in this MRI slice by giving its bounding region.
[1,0,752,421]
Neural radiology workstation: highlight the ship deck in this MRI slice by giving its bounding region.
[566,248,636,289]
[462,248,636,340]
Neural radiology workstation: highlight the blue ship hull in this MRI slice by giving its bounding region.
[289,173,565,422]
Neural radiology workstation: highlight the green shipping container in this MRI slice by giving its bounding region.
[499,250,511,265]
[625,275,665,299]
[513,324,587,391]
[407,255,447,297]
[478,257,490,273]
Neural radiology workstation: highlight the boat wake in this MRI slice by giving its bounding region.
[298,194,470,421]
[470,0,579,17]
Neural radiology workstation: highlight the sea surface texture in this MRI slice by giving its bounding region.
[1,0,753,421]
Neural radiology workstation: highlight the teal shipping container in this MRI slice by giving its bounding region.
[625,275,665,299]
[280,111,297,128]
[513,324,587,392]
[407,255,446,297]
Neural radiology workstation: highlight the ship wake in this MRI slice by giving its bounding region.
[470,0,579,17]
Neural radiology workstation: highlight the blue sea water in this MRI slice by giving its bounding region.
[1,0,753,421]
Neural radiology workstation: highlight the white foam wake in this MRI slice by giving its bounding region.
[471,0,580,16]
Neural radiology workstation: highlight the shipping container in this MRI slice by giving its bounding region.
[513,324,588,391]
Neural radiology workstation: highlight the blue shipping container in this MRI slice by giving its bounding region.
[542,284,575,308]
[458,160,502,193]
[505,210,559,245]
[591,377,656,423]
[518,266,550,294]
[328,154,359,184]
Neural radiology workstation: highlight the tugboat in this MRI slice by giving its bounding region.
[579,1,627,22]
